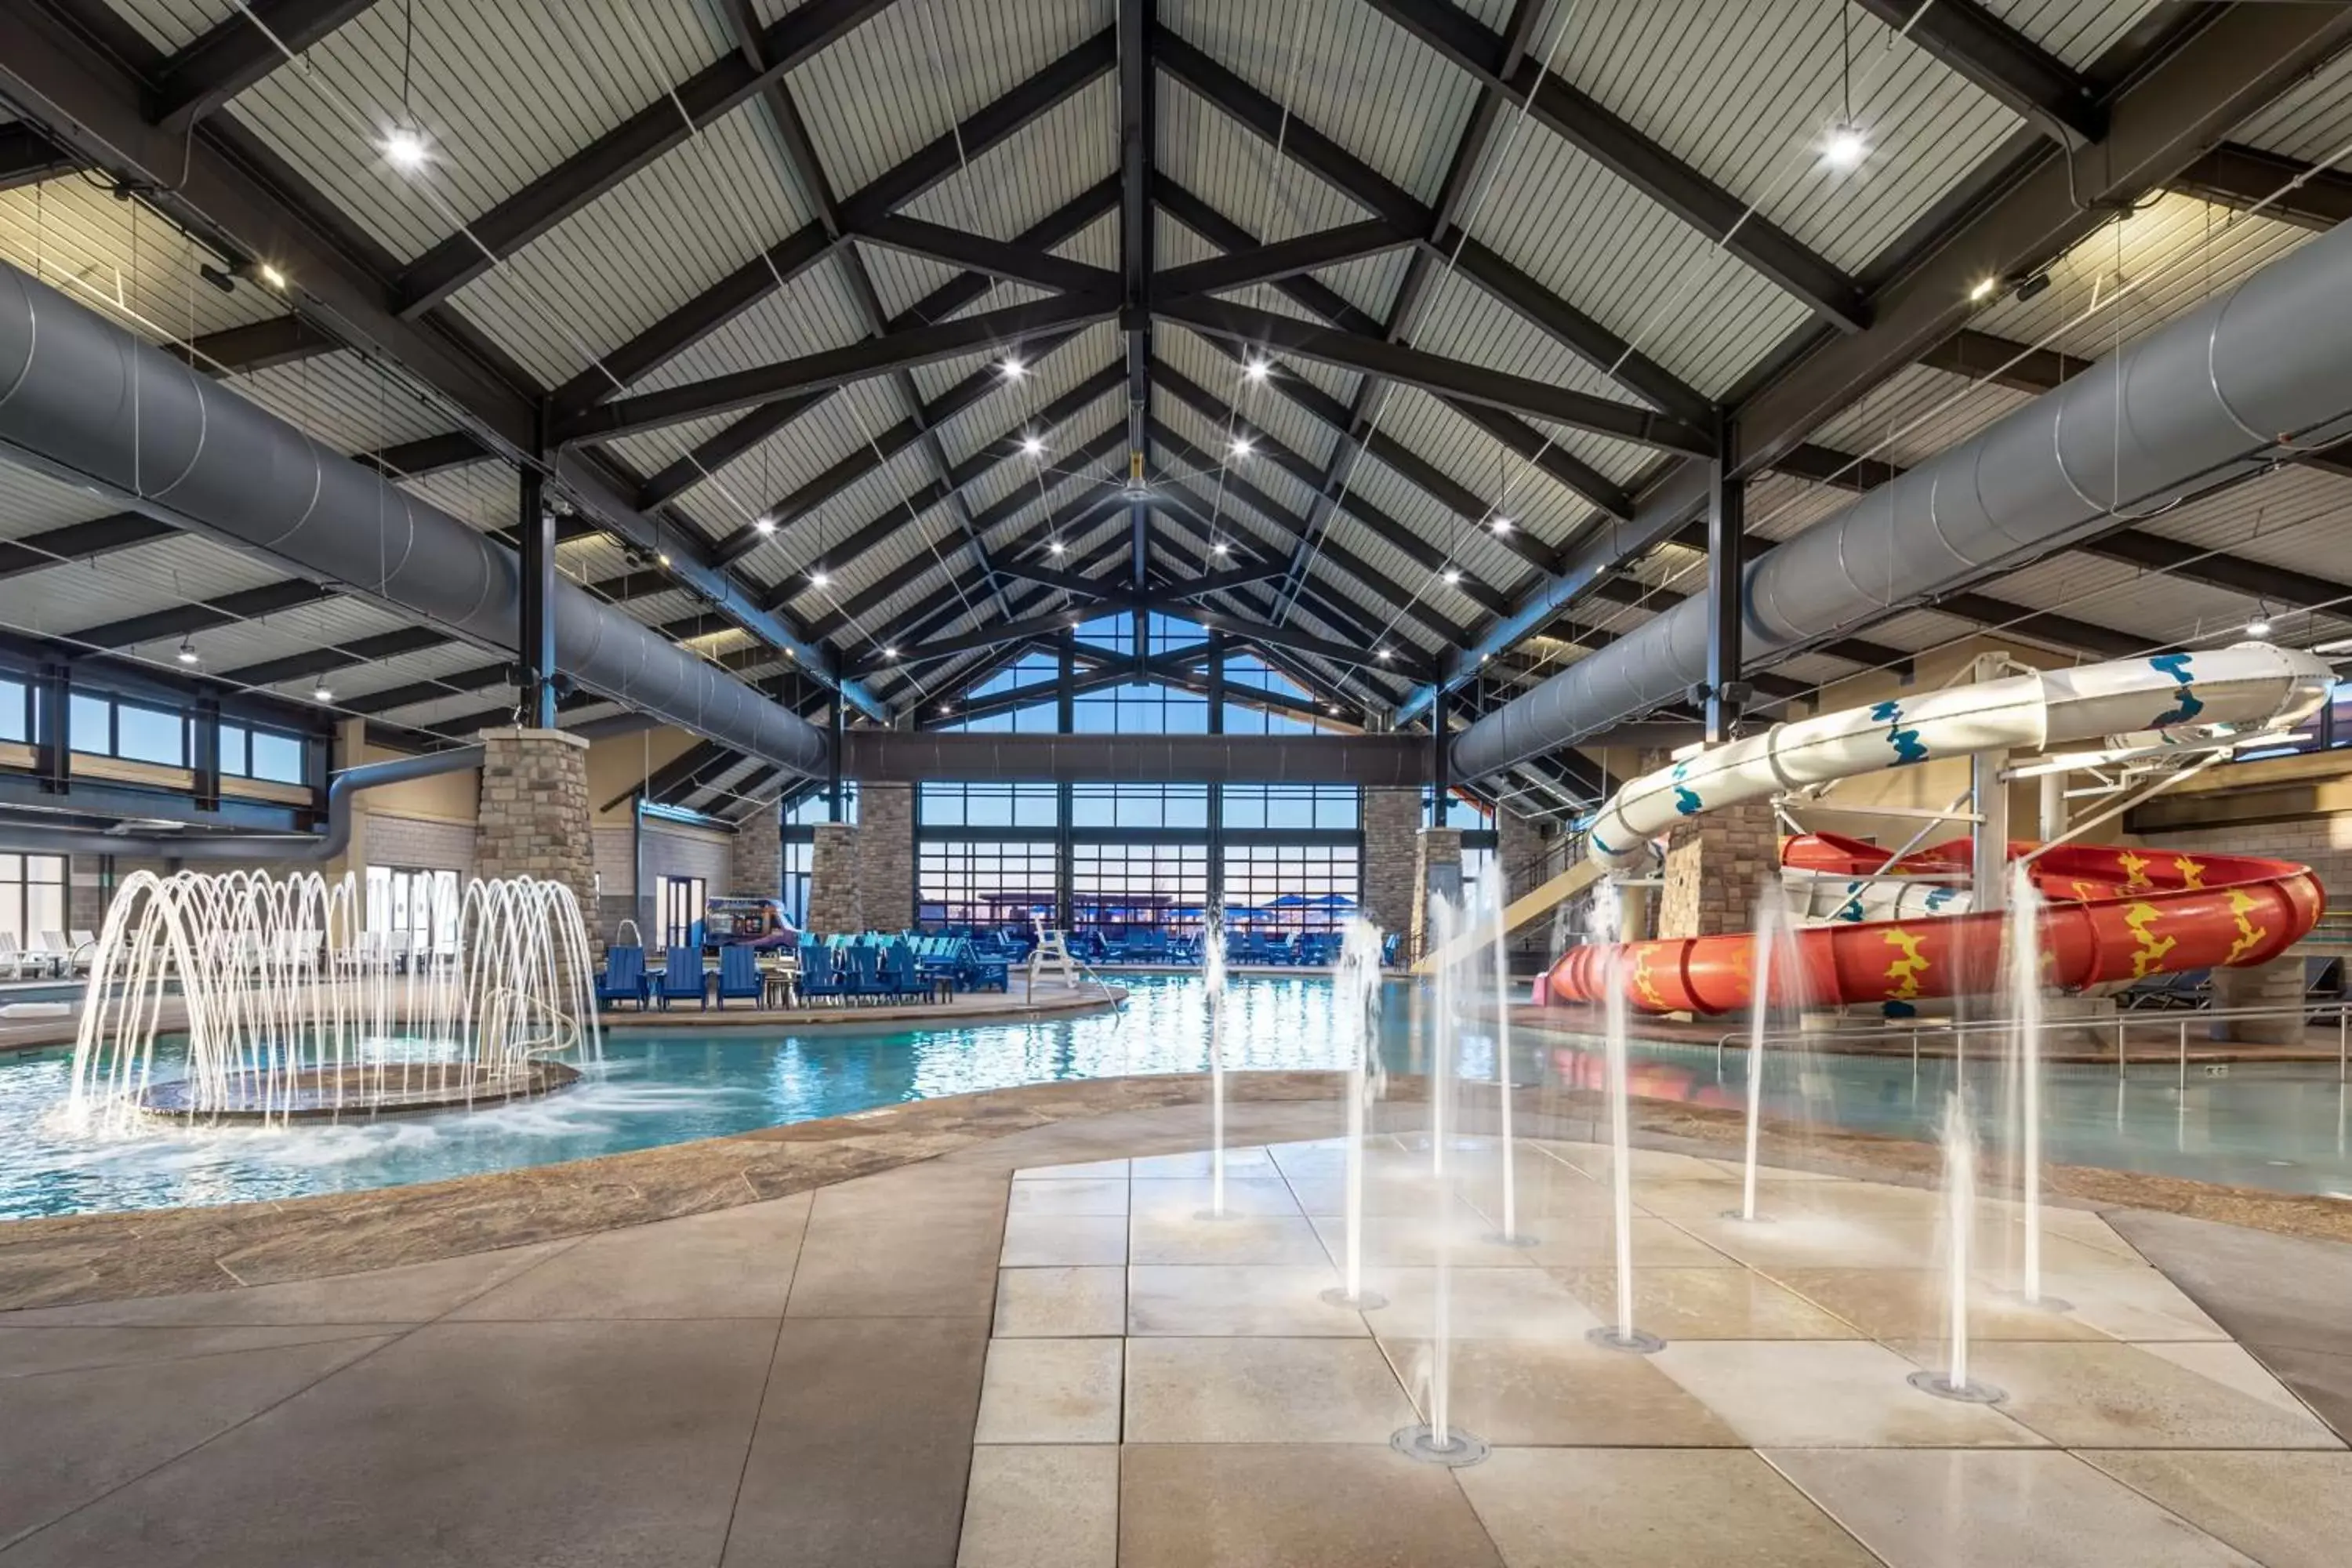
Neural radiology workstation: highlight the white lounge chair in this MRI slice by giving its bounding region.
[34,931,73,978]
[0,934,27,980]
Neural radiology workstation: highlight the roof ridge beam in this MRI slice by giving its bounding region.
[1155,220,1417,298]
[855,213,1119,296]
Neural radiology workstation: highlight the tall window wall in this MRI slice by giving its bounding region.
[0,854,65,946]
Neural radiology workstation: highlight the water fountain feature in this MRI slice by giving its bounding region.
[1321,917,1385,1311]
[1201,916,1229,1220]
[65,869,599,1133]
[1911,1092,2005,1403]
[1586,884,1662,1353]
[1733,885,1803,1224]
[1484,880,1535,1247]
[2002,858,2062,1311]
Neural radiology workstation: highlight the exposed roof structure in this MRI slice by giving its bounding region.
[2,0,2350,822]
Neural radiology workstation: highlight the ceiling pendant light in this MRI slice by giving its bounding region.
[176,637,199,666]
[1821,9,1865,171]
[312,681,335,703]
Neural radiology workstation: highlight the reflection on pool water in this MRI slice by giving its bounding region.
[4,974,2352,1218]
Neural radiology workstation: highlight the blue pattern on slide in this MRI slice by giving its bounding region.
[2147,653,2204,728]
[1871,701,1928,765]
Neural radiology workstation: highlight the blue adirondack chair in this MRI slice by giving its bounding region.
[879,939,922,997]
[797,942,843,1004]
[839,942,883,1003]
[715,945,763,1007]
[655,945,707,1010]
[594,946,647,1010]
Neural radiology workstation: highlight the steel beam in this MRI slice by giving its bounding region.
[1360,0,1868,331]
[1154,220,1415,298]
[853,214,1117,296]
[1854,0,2103,149]
[1736,0,2352,470]
[553,293,1113,445]
[67,579,337,650]
[148,0,384,133]
[166,312,337,375]
[392,0,900,314]
[0,513,176,580]
[1704,424,1744,745]
[2171,143,2352,232]
[0,122,69,190]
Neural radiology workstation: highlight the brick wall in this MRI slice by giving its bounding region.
[1362,786,1421,941]
[2140,818,2352,902]
[471,728,598,955]
[857,782,914,931]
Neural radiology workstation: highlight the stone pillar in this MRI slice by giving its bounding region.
[1496,804,1548,902]
[730,799,783,901]
[1410,826,1463,962]
[1656,795,1779,942]
[1361,786,1421,944]
[472,728,597,955]
[2209,956,2306,1047]
[808,822,860,934]
[857,782,914,932]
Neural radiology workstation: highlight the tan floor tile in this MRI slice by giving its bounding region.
[975,1338,1123,1443]
[1900,1341,2343,1449]
[1556,1267,1862,1340]
[1770,1268,2111,1343]
[1546,1145,1730,1182]
[1129,1177,1301,1219]
[1123,1338,1415,1442]
[2022,1265,2230,1342]
[1665,1210,1940,1270]
[957,1445,1116,1568]
[2080,1450,2352,1568]
[1007,1178,1131,1218]
[1653,1340,2045,1447]
[993,1267,1124,1338]
[1014,1159,1131,1181]
[1377,1337,1740,1446]
[1461,1448,1878,1566]
[1766,1448,2259,1567]
[1126,1265,1366,1337]
[1363,1267,1602,1341]
[1000,1214,1127,1268]
[1130,1147,1275,1178]
[1119,1444,1504,1568]
[1477,1215,1740,1270]
[1633,1176,1943,1222]
[1305,1212,1539,1269]
[1128,1212,1330,1266]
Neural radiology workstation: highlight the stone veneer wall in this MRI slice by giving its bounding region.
[471,728,598,956]
[1410,826,1463,962]
[1496,804,1550,902]
[731,800,783,902]
[1362,786,1421,943]
[856,782,914,932]
[808,822,861,933]
[1657,794,1780,941]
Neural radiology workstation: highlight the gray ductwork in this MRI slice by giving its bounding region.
[0,260,830,779]
[1452,211,2352,781]
[0,713,661,861]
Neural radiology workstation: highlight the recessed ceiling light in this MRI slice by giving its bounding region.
[176,638,199,666]
[382,125,430,172]
[1822,124,1867,170]
[809,570,829,589]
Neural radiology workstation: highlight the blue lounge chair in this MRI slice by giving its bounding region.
[595,946,648,1011]
[655,945,707,1010]
[715,945,763,1008]
[1125,927,1169,964]
[880,939,924,998]
[839,942,883,1004]
[1381,932,1402,967]
[797,942,844,1004]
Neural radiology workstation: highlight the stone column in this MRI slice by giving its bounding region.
[857,782,914,932]
[2209,955,2306,1047]
[808,822,860,934]
[730,798,783,900]
[1361,786,1421,943]
[1410,826,1463,962]
[1656,795,1779,941]
[472,728,597,955]
[1496,804,1548,902]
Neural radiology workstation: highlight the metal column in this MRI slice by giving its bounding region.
[1206,631,1225,912]
[1056,629,1077,929]
[826,700,845,822]
[1428,686,1450,826]
[518,422,557,730]
[1704,415,1745,747]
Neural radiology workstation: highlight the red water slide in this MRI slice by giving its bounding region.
[1542,833,2324,1018]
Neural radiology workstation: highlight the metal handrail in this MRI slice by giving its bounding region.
[1711,998,2352,1089]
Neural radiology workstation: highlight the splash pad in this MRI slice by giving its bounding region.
[66,869,600,1130]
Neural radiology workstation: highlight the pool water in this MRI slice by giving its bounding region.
[5,974,2352,1218]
